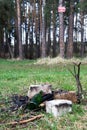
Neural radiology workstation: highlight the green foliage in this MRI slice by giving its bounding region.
[78,0,87,12]
[0,0,15,29]
[44,0,58,26]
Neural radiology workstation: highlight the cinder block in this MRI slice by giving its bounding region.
[27,84,52,99]
[46,99,72,117]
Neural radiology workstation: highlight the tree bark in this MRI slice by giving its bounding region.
[53,7,56,57]
[80,0,84,57]
[6,32,14,58]
[66,0,74,58]
[59,0,65,58]
[16,0,23,59]
[41,0,46,58]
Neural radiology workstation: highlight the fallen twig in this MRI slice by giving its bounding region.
[6,114,44,125]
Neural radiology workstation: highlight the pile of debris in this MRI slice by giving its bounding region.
[7,85,79,113]
[8,84,78,113]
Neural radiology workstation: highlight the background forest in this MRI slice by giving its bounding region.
[0,0,87,59]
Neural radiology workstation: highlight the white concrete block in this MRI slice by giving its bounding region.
[27,84,52,99]
[46,99,72,117]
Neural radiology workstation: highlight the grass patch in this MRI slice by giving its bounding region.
[0,58,87,130]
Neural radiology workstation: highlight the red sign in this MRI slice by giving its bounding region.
[58,6,66,13]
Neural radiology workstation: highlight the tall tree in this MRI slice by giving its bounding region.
[59,0,65,58]
[53,0,57,57]
[80,0,85,57]
[66,0,74,58]
[16,0,23,59]
[41,0,46,58]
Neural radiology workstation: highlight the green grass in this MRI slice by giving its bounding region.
[0,58,87,130]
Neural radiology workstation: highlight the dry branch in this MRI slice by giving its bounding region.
[68,62,83,102]
[6,114,44,126]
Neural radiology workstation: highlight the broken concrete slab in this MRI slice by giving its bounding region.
[27,84,52,99]
[46,99,72,117]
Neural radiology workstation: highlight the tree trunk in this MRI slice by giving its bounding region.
[0,29,4,58]
[66,0,74,58]
[80,0,84,57]
[14,16,19,58]
[29,1,34,59]
[6,32,14,58]
[16,0,23,59]
[59,0,65,58]
[41,0,46,58]
[53,2,56,57]
[39,0,42,57]
[25,27,29,58]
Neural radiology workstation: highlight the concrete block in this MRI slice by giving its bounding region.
[46,99,72,117]
[27,84,52,99]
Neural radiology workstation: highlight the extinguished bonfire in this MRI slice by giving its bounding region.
[0,62,86,126]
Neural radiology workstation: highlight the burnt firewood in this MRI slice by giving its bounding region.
[24,91,54,110]
[42,93,54,102]
[54,90,78,103]
[10,95,29,111]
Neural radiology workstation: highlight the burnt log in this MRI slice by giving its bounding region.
[53,90,78,103]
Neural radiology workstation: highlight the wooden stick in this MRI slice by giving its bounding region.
[6,114,44,125]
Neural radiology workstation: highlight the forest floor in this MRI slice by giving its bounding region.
[0,57,87,130]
